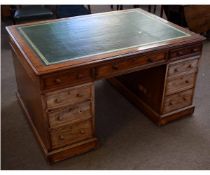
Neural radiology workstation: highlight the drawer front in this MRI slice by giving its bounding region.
[42,68,92,90]
[163,89,193,114]
[95,52,166,79]
[166,73,196,95]
[50,119,93,149]
[46,84,92,109]
[168,58,198,77]
[48,101,92,128]
[169,44,201,59]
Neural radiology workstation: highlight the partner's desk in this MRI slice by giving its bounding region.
[6,9,205,163]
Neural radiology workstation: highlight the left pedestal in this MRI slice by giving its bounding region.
[12,46,98,163]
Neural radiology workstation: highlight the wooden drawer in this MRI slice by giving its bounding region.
[95,52,166,79]
[48,101,92,128]
[42,68,92,90]
[168,57,198,77]
[50,119,93,149]
[169,44,202,59]
[163,89,193,114]
[166,73,196,95]
[45,83,92,109]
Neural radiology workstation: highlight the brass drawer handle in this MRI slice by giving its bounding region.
[59,135,65,140]
[77,93,83,97]
[54,98,62,103]
[174,68,178,72]
[193,48,199,52]
[55,78,61,84]
[80,129,85,134]
[57,113,64,121]
[188,64,193,68]
[112,63,119,70]
[183,97,187,101]
[169,101,174,106]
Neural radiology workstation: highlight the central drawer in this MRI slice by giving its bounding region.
[95,51,166,79]
[50,119,93,149]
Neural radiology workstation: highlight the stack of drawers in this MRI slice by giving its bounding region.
[162,57,199,114]
[44,83,95,150]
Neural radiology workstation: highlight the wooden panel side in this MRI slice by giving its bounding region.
[12,48,51,150]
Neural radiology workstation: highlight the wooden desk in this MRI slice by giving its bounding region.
[6,9,205,163]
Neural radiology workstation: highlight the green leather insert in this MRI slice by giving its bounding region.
[17,10,190,65]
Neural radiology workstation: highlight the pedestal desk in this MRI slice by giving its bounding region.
[6,9,205,163]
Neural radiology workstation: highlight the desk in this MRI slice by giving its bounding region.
[6,9,205,163]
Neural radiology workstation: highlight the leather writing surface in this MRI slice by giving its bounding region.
[17,10,190,65]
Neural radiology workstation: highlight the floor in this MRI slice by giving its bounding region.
[1,5,210,170]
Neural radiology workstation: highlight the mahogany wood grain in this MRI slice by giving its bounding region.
[12,49,51,150]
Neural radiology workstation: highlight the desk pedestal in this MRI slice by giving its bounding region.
[108,56,199,126]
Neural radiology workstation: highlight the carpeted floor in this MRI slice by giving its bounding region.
[1,5,210,170]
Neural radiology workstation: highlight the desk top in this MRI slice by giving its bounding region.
[7,9,204,74]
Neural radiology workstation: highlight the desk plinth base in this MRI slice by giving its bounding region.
[16,92,98,163]
[108,78,195,126]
